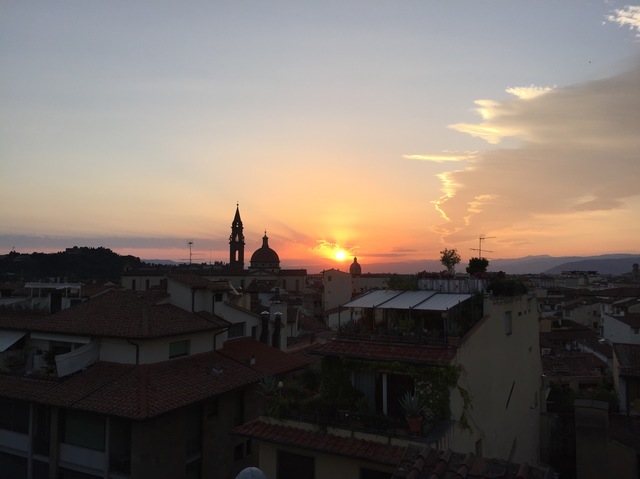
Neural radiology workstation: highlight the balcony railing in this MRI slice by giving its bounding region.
[336,331,452,347]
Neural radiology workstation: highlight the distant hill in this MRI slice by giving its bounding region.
[358,254,640,276]
[0,247,142,282]
[542,255,640,275]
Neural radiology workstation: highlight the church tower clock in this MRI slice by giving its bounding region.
[229,204,245,271]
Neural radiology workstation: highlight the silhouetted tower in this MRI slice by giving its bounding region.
[229,204,245,271]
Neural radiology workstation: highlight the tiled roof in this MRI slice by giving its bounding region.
[0,351,263,419]
[542,352,606,378]
[0,289,229,339]
[233,418,407,466]
[218,337,312,375]
[610,312,640,329]
[169,274,231,291]
[309,338,456,365]
[392,444,553,479]
[613,343,640,377]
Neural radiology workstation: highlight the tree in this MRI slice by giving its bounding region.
[466,257,489,276]
[440,248,461,274]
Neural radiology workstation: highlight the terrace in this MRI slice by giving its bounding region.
[334,289,485,346]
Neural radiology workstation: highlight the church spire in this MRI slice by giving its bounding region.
[229,204,245,270]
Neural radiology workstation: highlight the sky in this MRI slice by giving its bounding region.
[1,1,640,273]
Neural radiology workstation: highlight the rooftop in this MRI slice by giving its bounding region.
[0,289,229,339]
[0,351,262,419]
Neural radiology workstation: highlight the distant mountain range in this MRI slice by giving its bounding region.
[348,254,640,276]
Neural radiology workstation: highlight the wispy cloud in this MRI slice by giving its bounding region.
[607,5,640,38]
[403,152,477,163]
[430,65,640,252]
[505,85,554,100]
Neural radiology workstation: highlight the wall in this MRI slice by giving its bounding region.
[451,294,541,464]
[131,409,186,478]
[603,314,640,345]
[258,441,396,479]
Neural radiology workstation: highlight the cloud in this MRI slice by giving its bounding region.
[607,5,640,37]
[505,85,554,100]
[403,152,477,163]
[429,65,640,252]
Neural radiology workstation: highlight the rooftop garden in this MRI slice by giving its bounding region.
[259,357,471,439]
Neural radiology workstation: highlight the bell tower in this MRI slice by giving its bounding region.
[229,204,245,271]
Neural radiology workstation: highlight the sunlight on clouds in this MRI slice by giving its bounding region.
[313,239,357,262]
[448,122,517,144]
[505,85,554,100]
[403,152,477,163]
[607,5,640,37]
[433,66,640,254]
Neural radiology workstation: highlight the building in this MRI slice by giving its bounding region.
[309,287,542,465]
[0,287,311,479]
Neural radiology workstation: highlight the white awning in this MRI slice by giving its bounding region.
[343,290,405,308]
[0,330,26,352]
[344,290,472,312]
[411,294,472,311]
[30,332,91,344]
[56,341,99,377]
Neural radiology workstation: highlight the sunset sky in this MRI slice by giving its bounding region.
[2,2,640,273]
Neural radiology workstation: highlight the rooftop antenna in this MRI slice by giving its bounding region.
[470,235,495,259]
[188,241,193,269]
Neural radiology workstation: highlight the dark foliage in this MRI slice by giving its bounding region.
[0,247,141,282]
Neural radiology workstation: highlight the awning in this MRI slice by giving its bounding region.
[411,293,472,311]
[343,290,405,308]
[30,332,91,344]
[0,330,27,352]
[343,290,473,312]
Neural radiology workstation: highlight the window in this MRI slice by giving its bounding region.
[186,405,202,457]
[360,468,392,479]
[503,311,512,335]
[131,279,136,291]
[234,443,244,461]
[169,340,190,359]
[0,398,29,433]
[277,451,315,479]
[228,322,245,339]
[633,328,639,335]
[62,410,105,451]
[145,279,150,290]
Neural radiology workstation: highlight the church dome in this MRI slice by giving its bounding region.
[250,232,280,270]
[349,257,362,275]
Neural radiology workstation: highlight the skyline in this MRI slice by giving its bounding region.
[2,2,640,273]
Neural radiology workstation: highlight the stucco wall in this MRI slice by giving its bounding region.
[451,294,541,463]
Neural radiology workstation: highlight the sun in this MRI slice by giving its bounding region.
[335,249,347,261]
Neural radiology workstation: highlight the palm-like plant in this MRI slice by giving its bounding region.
[399,390,425,418]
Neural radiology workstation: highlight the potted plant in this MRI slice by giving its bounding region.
[399,390,424,434]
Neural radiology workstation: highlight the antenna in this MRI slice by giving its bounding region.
[188,241,193,267]
[470,235,495,259]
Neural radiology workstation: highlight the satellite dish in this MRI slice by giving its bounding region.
[235,467,268,479]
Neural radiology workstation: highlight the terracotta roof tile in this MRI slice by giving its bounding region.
[0,351,262,419]
[613,343,640,377]
[0,289,229,338]
[542,352,606,378]
[392,445,552,479]
[309,338,456,365]
[218,337,312,375]
[233,418,407,466]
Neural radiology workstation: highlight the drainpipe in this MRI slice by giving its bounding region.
[126,340,140,365]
